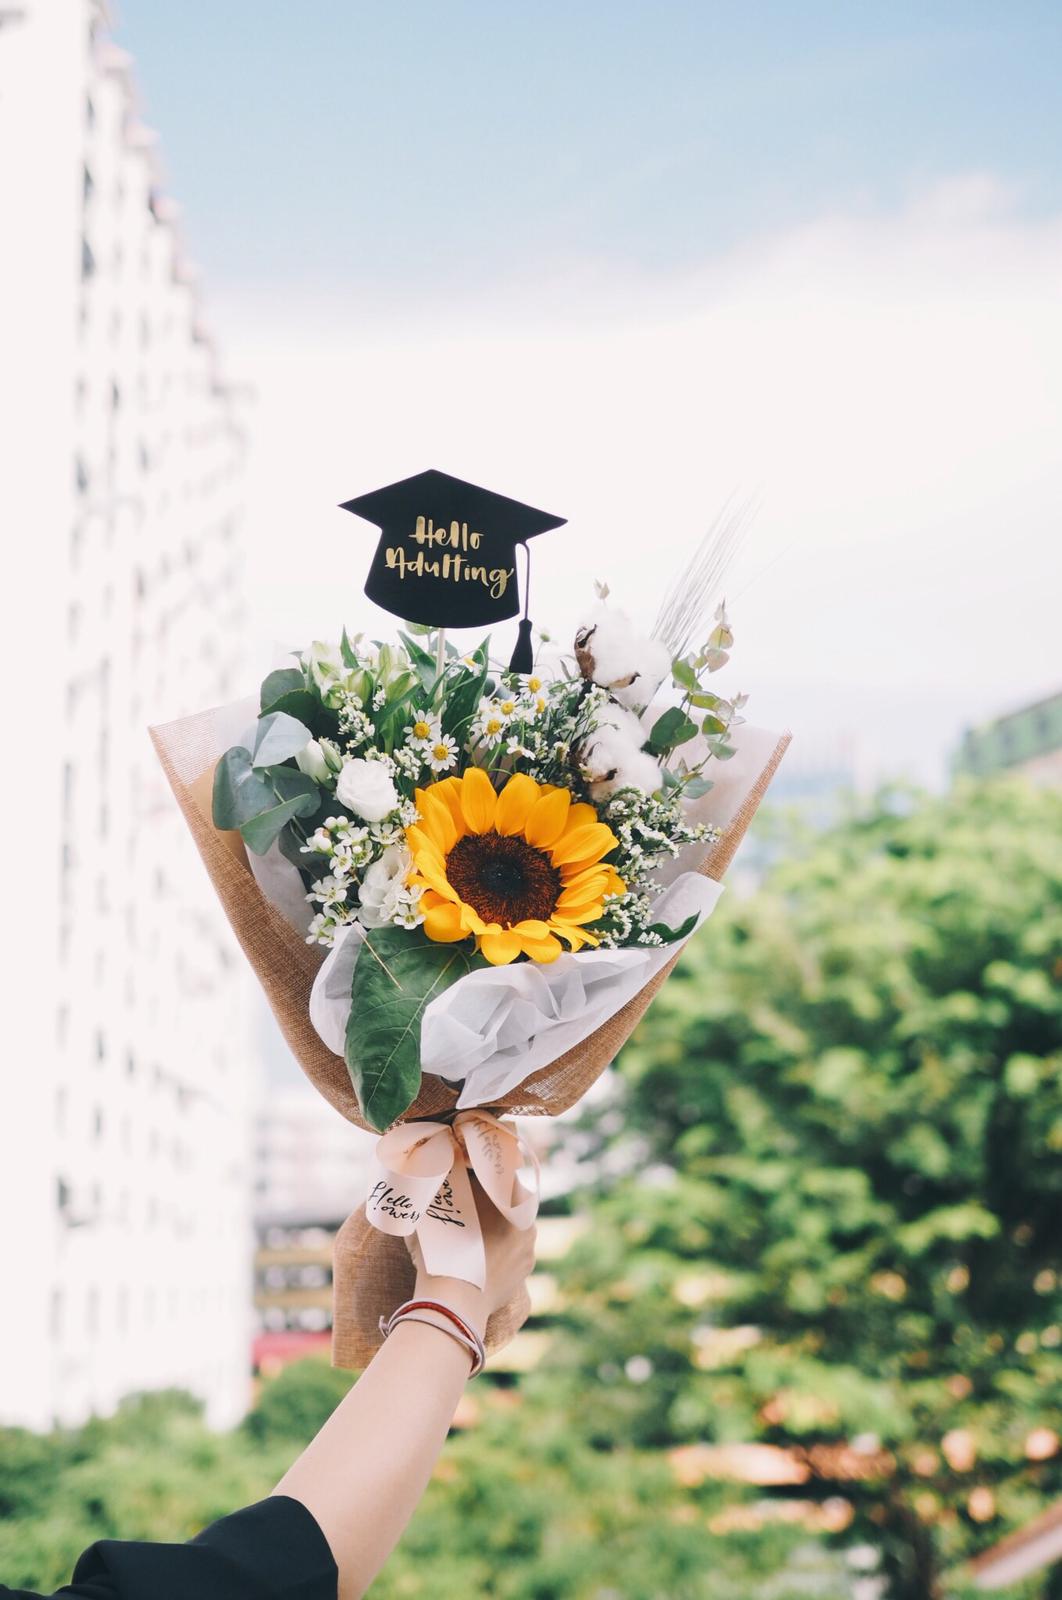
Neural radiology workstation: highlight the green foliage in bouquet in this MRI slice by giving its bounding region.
[549,779,1062,1600]
[212,608,747,1129]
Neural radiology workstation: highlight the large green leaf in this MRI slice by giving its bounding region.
[643,911,699,945]
[259,666,305,712]
[213,748,319,848]
[262,687,340,740]
[647,706,698,756]
[212,748,276,829]
[251,711,313,769]
[240,795,315,854]
[239,766,319,853]
[346,927,482,1131]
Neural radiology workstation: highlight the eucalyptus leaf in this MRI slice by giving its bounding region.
[345,927,484,1132]
[251,711,313,769]
[701,714,728,736]
[263,688,340,739]
[648,706,698,756]
[683,776,714,799]
[671,657,698,692]
[212,748,276,830]
[239,793,318,855]
[707,736,737,761]
[259,667,304,712]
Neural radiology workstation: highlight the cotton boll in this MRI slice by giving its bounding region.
[574,608,671,711]
[580,724,662,802]
[597,699,649,745]
[609,636,671,712]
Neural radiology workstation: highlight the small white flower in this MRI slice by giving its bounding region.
[335,757,399,822]
[358,844,413,929]
[427,735,458,772]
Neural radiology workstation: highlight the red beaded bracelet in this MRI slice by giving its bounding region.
[379,1298,487,1376]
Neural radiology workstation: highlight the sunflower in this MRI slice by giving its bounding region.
[406,769,625,965]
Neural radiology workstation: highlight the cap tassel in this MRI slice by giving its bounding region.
[508,543,535,674]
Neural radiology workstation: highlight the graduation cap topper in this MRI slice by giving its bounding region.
[340,469,566,673]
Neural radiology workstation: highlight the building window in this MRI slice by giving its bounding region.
[80,237,95,280]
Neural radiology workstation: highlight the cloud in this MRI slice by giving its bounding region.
[220,177,1062,782]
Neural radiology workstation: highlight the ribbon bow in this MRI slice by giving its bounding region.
[365,1110,539,1288]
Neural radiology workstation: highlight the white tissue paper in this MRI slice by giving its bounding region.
[248,719,781,1108]
[422,872,724,1107]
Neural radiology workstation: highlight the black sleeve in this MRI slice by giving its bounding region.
[0,1494,337,1600]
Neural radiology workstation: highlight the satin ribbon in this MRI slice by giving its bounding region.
[364,1110,539,1288]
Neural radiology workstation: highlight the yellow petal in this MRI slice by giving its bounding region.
[417,789,458,853]
[510,919,553,941]
[479,929,523,965]
[550,822,617,867]
[551,920,600,949]
[520,934,563,963]
[495,772,540,836]
[460,903,488,936]
[412,854,459,902]
[406,825,445,870]
[557,867,609,900]
[423,901,467,942]
[552,903,608,926]
[524,788,571,848]
[460,767,498,834]
[566,801,598,830]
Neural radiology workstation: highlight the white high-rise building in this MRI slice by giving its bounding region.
[0,0,253,1427]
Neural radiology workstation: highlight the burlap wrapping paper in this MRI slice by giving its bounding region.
[150,708,790,1367]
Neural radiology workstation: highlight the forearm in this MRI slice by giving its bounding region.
[273,1287,482,1599]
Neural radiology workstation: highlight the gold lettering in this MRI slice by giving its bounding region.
[385,544,513,600]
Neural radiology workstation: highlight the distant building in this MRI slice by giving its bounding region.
[953,691,1062,787]
[255,1085,375,1230]
[0,0,251,1427]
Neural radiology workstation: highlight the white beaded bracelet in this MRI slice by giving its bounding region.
[379,1299,486,1377]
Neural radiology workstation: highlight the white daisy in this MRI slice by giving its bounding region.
[427,735,459,772]
[406,709,439,749]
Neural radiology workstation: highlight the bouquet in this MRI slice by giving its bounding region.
[151,471,789,1365]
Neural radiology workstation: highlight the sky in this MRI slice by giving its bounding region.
[116,1,1062,786]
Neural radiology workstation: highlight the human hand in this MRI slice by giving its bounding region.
[403,1177,537,1339]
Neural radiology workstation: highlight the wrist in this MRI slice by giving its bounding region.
[412,1273,489,1338]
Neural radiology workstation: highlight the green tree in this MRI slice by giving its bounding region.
[548,780,1062,1598]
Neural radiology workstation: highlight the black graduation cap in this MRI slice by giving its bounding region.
[340,469,565,671]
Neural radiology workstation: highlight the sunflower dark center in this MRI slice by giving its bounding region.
[446,831,561,927]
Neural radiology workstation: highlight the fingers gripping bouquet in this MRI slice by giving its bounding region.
[150,471,789,1366]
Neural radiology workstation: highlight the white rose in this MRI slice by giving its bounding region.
[295,738,330,783]
[358,844,412,928]
[335,758,399,823]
